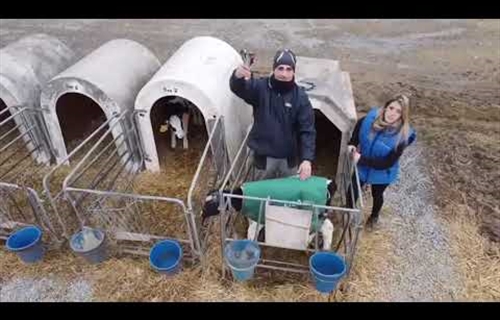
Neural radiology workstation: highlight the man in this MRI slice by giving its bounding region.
[229,49,316,181]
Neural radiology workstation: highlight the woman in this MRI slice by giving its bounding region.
[347,94,416,229]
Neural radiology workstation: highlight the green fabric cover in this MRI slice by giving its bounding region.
[241,175,329,232]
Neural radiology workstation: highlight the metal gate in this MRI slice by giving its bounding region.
[0,104,63,244]
[62,115,230,265]
[216,127,364,278]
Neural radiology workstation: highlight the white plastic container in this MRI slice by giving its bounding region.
[264,202,312,251]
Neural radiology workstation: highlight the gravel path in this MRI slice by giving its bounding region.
[0,277,93,302]
[374,143,462,301]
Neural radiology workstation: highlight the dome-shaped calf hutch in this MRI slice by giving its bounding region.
[40,39,161,166]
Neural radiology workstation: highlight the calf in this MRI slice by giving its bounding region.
[202,179,337,250]
[159,97,203,149]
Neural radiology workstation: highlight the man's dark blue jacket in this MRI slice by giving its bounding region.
[229,71,316,167]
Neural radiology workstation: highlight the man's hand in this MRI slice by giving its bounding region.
[297,160,312,181]
[347,145,357,154]
[235,65,252,80]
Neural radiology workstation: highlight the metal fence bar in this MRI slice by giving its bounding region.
[0,105,61,244]
[64,187,198,257]
[0,122,24,142]
[42,114,124,238]
[67,131,125,186]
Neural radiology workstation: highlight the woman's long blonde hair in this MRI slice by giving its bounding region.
[372,94,411,145]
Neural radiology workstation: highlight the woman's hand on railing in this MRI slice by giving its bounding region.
[352,150,361,164]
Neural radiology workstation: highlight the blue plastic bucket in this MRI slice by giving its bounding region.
[149,240,183,275]
[224,240,260,281]
[70,227,107,264]
[309,252,346,293]
[6,226,44,263]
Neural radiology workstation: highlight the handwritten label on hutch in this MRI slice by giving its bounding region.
[162,86,178,94]
[65,81,80,91]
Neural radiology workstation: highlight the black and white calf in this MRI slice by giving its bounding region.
[159,96,204,149]
[201,180,337,250]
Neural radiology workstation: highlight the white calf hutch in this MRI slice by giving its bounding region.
[0,34,76,243]
[40,39,161,165]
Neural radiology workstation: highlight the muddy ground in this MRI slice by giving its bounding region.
[0,19,499,301]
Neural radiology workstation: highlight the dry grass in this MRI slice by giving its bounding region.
[445,207,500,301]
[336,222,398,301]
[3,199,498,301]
[0,217,391,302]
[0,193,389,302]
